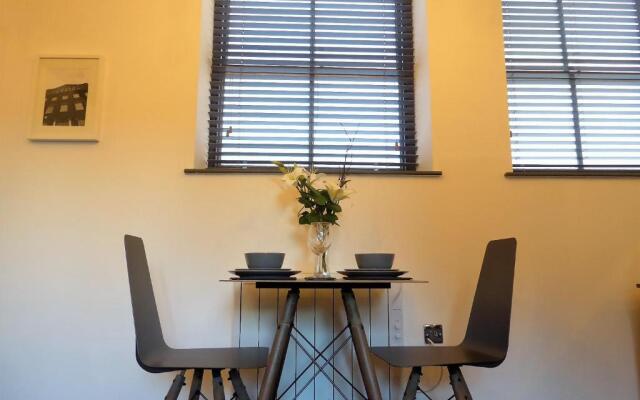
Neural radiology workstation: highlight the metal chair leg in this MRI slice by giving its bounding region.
[403,366,422,400]
[228,369,249,400]
[448,366,473,400]
[189,369,204,400]
[212,369,226,400]
[165,370,186,400]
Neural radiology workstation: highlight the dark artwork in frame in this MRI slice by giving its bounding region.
[42,83,89,127]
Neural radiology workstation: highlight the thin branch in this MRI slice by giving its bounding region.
[338,123,358,188]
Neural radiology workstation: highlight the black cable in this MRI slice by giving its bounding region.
[417,386,435,400]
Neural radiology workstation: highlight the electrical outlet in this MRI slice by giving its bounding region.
[424,324,443,344]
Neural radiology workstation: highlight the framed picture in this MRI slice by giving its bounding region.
[29,56,102,142]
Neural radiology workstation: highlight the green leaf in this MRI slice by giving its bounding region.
[273,161,288,173]
[325,214,338,224]
[298,211,311,225]
[328,203,342,213]
[298,196,314,208]
[310,190,328,206]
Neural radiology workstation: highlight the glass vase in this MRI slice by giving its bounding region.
[307,222,334,279]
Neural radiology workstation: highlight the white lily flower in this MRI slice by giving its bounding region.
[341,187,354,200]
[282,166,307,185]
[308,172,326,186]
[326,181,353,203]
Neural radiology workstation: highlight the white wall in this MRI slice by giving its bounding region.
[1,0,640,399]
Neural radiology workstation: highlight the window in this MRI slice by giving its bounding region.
[209,0,416,171]
[502,0,640,171]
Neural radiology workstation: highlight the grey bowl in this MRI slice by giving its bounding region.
[245,253,285,269]
[355,253,395,270]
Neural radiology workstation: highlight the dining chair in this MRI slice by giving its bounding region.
[371,238,517,400]
[124,234,269,400]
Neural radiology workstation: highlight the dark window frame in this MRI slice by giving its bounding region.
[503,0,640,173]
[206,0,420,173]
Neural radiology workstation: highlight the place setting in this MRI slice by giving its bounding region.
[229,252,300,280]
[338,253,411,281]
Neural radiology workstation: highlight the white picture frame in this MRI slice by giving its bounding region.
[29,56,102,142]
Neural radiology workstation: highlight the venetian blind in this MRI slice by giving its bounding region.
[209,0,417,171]
[503,0,640,170]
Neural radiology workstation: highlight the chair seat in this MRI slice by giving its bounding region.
[142,346,269,371]
[371,345,503,368]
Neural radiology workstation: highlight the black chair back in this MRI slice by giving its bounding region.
[124,235,169,367]
[462,238,517,365]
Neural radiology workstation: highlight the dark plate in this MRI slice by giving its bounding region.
[338,270,407,278]
[344,277,412,281]
[231,269,300,277]
[233,268,292,272]
[343,268,402,272]
[230,277,297,281]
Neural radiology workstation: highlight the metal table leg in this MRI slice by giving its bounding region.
[258,288,300,400]
[341,288,383,400]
